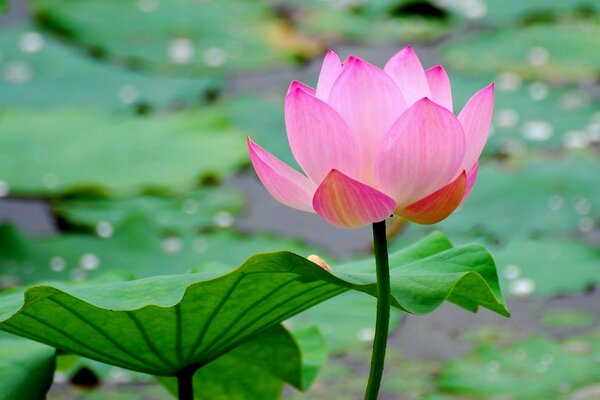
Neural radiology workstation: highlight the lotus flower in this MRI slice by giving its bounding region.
[247,46,494,228]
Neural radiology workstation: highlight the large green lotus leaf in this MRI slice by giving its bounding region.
[0,25,219,111]
[442,24,600,83]
[0,232,507,379]
[157,325,326,398]
[448,72,599,153]
[0,107,246,196]
[52,186,244,234]
[0,331,56,400]
[31,0,321,76]
[278,0,451,42]
[437,334,600,399]
[0,217,319,286]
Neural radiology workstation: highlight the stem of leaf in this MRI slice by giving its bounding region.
[364,220,391,400]
[176,366,196,400]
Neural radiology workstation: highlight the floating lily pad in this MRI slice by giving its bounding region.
[0,107,247,196]
[0,25,219,111]
[31,0,321,76]
[0,217,321,286]
[52,186,245,234]
[280,0,451,42]
[442,24,600,83]
[437,0,599,25]
[448,72,599,153]
[493,238,600,298]
[540,310,597,328]
[0,232,507,383]
[438,334,600,399]
[0,332,56,399]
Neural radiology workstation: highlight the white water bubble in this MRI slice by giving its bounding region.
[182,198,198,215]
[503,264,521,280]
[202,47,228,68]
[496,71,521,92]
[49,256,66,272]
[96,221,114,238]
[521,120,553,141]
[528,81,549,101]
[495,108,520,128]
[162,237,183,254]
[42,172,59,189]
[357,327,375,342]
[548,195,564,211]
[575,199,592,216]
[563,130,590,150]
[462,0,487,19]
[509,278,536,297]
[19,31,45,54]
[213,211,235,228]
[3,62,32,84]
[168,38,194,64]
[118,84,139,104]
[560,91,589,110]
[79,253,100,271]
[70,268,86,281]
[513,348,528,361]
[194,237,208,253]
[108,368,132,384]
[0,180,9,197]
[486,361,500,373]
[137,0,159,12]
[528,47,550,66]
[579,217,594,233]
[53,372,68,384]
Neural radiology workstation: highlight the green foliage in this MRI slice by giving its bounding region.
[0,217,319,286]
[443,23,600,83]
[30,0,321,75]
[0,26,219,111]
[438,334,600,399]
[0,107,247,196]
[0,233,507,384]
[0,332,56,400]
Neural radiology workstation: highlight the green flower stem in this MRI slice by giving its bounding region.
[364,220,391,400]
[177,366,197,400]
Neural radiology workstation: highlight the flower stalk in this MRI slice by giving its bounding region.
[364,220,391,400]
[177,366,197,400]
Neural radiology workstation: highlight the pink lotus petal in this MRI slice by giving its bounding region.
[287,80,316,96]
[375,98,466,207]
[247,138,316,212]
[315,50,343,101]
[384,46,430,106]
[398,171,467,224]
[460,163,479,205]
[313,169,396,228]
[459,83,494,171]
[425,65,453,111]
[328,56,406,182]
[285,88,361,184]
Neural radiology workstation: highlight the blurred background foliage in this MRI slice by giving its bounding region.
[0,0,599,399]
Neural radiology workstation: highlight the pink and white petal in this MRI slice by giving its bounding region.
[285,88,361,183]
[287,80,316,96]
[459,83,494,171]
[328,56,407,181]
[375,98,466,207]
[247,138,316,213]
[315,50,343,101]
[425,65,453,112]
[460,163,479,205]
[397,171,466,225]
[313,169,396,228]
[384,46,430,106]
